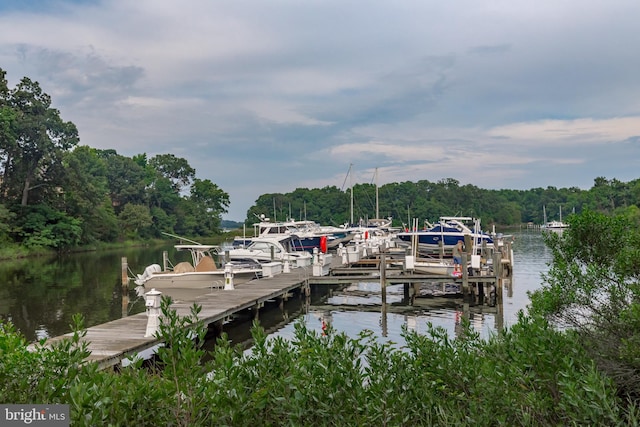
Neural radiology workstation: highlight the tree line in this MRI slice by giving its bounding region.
[0,68,230,251]
[249,176,640,229]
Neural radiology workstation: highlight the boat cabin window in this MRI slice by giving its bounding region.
[250,242,282,254]
[259,225,288,234]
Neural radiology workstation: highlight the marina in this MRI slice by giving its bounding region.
[35,235,514,370]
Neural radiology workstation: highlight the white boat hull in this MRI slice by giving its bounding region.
[138,269,261,289]
[412,260,455,276]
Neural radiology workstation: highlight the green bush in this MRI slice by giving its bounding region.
[0,299,636,426]
[530,209,640,398]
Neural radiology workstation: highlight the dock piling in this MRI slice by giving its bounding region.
[121,257,129,289]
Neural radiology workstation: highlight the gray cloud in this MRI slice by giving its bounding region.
[1,0,639,219]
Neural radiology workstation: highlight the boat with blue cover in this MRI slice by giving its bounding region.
[396,216,494,252]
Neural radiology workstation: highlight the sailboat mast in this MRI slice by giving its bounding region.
[375,167,379,219]
[349,163,354,225]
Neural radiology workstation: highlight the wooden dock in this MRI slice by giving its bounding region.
[35,271,311,370]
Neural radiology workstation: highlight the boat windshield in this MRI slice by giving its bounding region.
[249,242,282,254]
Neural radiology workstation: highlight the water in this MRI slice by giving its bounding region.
[0,229,551,345]
[257,228,552,344]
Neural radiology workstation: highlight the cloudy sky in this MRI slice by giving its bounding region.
[1,0,639,220]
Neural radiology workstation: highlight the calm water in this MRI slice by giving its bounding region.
[0,229,551,344]
[270,228,552,343]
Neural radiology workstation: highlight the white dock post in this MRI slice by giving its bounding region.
[283,256,291,273]
[144,288,162,337]
[224,263,235,290]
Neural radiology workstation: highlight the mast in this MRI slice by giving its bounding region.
[273,198,276,222]
[375,167,379,219]
[349,163,354,225]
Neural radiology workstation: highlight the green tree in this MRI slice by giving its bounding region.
[118,203,153,238]
[149,153,195,194]
[99,150,148,214]
[188,178,230,234]
[529,209,640,397]
[61,146,118,243]
[0,76,78,206]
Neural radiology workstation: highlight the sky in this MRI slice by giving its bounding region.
[1,0,639,220]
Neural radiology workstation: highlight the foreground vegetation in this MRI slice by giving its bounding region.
[1,301,637,426]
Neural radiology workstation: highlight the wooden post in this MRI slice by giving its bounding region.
[121,257,129,318]
[496,297,504,330]
[461,252,469,298]
[253,302,262,320]
[505,241,513,278]
[493,250,502,296]
[121,257,129,289]
[463,234,472,254]
[380,252,387,306]
[122,292,129,318]
[380,252,388,337]
[209,320,224,338]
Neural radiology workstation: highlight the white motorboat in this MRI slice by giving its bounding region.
[233,215,343,251]
[135,244,263,289]
[226,235,313,268]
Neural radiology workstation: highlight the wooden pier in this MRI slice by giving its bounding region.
[36,241,513,370]
[35,271,311,370]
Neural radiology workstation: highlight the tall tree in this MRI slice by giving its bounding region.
[189,178,230,234]
[149,154,195,193]
[0,68,18,200]
[99,150,148,213]
[0,76,78,206]
[146,154,195,221]
[62,146,118,243]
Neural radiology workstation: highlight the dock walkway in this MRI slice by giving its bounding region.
[36,271,310,370]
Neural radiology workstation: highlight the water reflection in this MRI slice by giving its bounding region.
[0,246,171,341]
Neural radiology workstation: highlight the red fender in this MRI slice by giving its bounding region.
[320,235,328,253]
